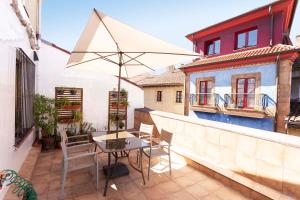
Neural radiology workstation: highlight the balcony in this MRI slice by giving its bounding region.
[189,93,222,113]
[224,93,276,118]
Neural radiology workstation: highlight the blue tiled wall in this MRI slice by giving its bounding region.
[194,112,274,131]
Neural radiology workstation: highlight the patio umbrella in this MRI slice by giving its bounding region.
[67,9,199,137]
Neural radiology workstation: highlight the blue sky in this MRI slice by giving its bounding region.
[42,0,300,51]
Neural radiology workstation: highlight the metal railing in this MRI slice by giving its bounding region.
[224,93,273,110]
[190,93,220,107]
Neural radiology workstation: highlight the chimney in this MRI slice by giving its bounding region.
[167,65,175,72]
[296,35,300,47]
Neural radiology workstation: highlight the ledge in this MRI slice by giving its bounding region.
[224,108,267,118]
[134,108,300,149]
[190,105,217,113]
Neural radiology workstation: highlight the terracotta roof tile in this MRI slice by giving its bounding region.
[182,44,298,68]
[130,69,184,87]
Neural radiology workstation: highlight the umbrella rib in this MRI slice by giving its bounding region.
[93,9,122,53]
[123,53,155,71]
[94,53,119,65]
[123,53,145,65]
[72,51,199,57]
[66,57,103,68]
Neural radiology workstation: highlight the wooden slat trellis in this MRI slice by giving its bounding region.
[55,87,83,123]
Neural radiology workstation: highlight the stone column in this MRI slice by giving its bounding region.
[276,59,293,133]
[184,73,190,116]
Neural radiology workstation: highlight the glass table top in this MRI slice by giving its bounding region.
[92,131,149,153]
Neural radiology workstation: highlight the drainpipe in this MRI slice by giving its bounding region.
[274,53,280,132]
[269,5,274,46]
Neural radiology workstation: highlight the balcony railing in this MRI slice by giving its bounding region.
[224,93,274,111]
[190,93,220,107]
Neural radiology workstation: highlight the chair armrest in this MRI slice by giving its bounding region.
[68,134,89,139]
[67,152,98,160]
[66,140,89,146]
[67,143,93,150]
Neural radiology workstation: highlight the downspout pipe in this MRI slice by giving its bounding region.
[269,5,274,46]
[275,53,280,132]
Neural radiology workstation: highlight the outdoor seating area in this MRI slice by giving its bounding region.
[31,145,249,200]
[1,0,300,199]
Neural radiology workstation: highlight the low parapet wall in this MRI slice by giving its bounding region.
[134,108,300,200]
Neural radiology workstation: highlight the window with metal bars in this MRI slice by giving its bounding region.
[15,48,35,146]
[156,91,162,102]
[176,91,182,103]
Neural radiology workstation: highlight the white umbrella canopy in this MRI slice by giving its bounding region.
[67,9,199,136]
[67,9,199,77]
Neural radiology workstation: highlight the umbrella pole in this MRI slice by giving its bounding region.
[116,64,122,138]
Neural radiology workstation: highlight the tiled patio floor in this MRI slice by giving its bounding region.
[31,149,250,200]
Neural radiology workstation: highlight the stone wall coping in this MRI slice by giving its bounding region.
[135,108,300,149]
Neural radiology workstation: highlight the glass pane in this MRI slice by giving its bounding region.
[214,40,220,54]
[237,94,244,108]
[247,78,256,93]
[207,43,214,55]
[207,81,213,93]
[237,33,246,49]
[200,82,206,93]
[237,79,245,93]
[248,29,257,46]
[247,94,255,108]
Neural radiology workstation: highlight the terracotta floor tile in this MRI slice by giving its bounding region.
[29,150,250,200]
[155,180,181,193]
[164,189,197,200]
[74,193,99,200]
[143,186,167,200]
[185,184,211,199]
[197,178,223,192]
[173,176,198,188]
[214,186,250,200]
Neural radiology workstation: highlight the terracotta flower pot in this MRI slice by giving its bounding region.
[41,135,55,150]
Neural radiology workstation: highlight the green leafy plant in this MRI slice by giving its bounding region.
[120,88,127,97]
[72,110,82,122]
[120,99,130,107]
[56,87,64,95]
[34,94,58,136]
[55,97,70,107]
[118,121,125,129]
[70,88,77,95]
[80,121,96,134]
[71,101,81,106]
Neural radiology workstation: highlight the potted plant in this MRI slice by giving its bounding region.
[80,121,96,142]
[34,94,58,150]
[70,88,77,95]
[56,97,70,108]
[120,99,129,108]
[120,88,127,97]
[70,101,81,109]
[118,121,125,130]
[72,110,82,122]
[56,87,65,95]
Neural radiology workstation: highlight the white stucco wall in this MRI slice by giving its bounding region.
[37,42,144,130]
[0,0,37,199]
